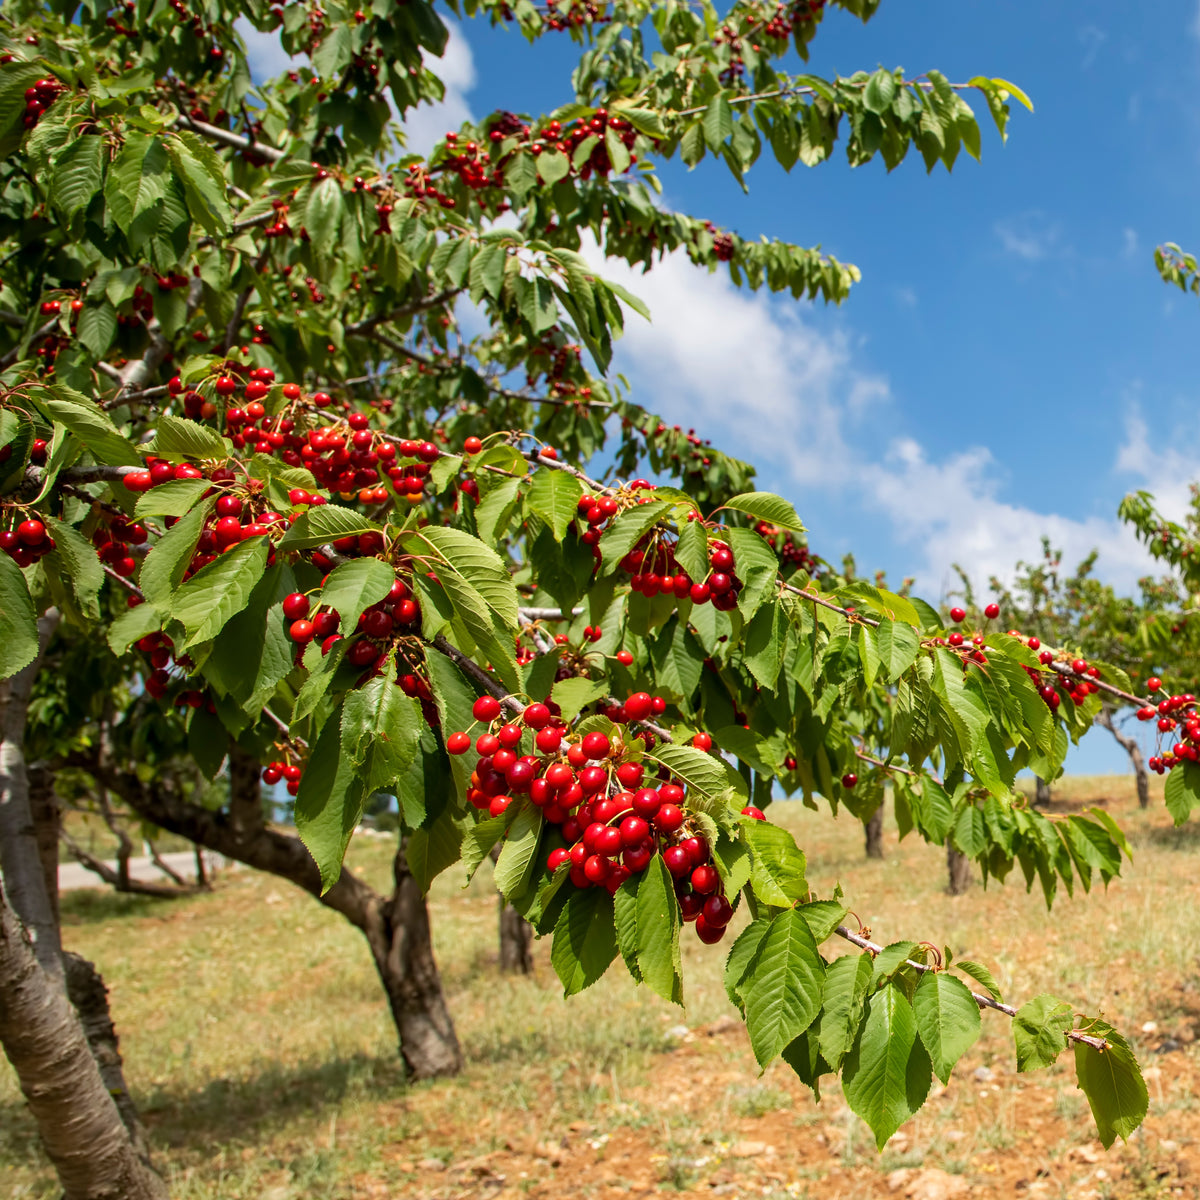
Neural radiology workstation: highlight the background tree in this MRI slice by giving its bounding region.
[0,0,1159,1191]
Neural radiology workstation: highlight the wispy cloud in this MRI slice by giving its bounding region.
[1079,24,1107,69]
[994,212,1063,262]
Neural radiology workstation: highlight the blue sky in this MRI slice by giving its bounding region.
[246,3,1200,772]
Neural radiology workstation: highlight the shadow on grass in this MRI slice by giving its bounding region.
[58,889,194,926]
[139,1051,411,1153]
[1135,821,1200,852]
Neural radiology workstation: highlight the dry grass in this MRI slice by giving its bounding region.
[4,775,1200,1199]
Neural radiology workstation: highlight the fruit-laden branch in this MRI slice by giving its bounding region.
[833,923,1108,1050]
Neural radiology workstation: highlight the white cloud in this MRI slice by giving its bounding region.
[994,212,1063,262]
[1079,24,1107,69]
[583,245,1166,599]
[1122,227,1139,258]
[400,23,477,155]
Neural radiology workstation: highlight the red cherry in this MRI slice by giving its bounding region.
[692,731,713,751]
[447,731,472,754]
[615,762,643,788]
[949,606,966,623]
[842,773,858,789]
[680,836,708,867]
[463,436,482,454]
[1071,658,1088,675]
[632,788,661,819]
[289,619,314,643]
[663,846,691,878]
[282,592,310,621]
[523,702,551,729]
[690,864,719,895]
[476,733,501,756]
[473,695,502,721]
[615,649,634,666]
[984,603,1000,619]
[581,732,611,759]
[655,803,684,833]
[16,519,46,546]
[702,894,733,928]
[740,805,766,820]
[536,727,562,753]
[624,692,653,721]
[583,854,609,884]
[547,847,570,871]
[695,915,726,944]
[497,723,523,748]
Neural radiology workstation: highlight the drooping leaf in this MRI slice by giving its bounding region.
[742,908,825,1067]
[912,970,981,1084]
[0,555,38,681]
[551,886,618,996]
[1074,1022,1148,1148]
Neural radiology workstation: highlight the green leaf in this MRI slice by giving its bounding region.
[743,819,808,906]
[912,971,981,1084]
[722,491,805,534]
[599,501,672,566]
[305,176,344,257]
[134,477,211,518]
[536,147,571,185]
[654,742,746,801]
[409,526,518,629]
[550,676,608,722]
[863,68,898,115]
[292,638,349,724]
[0,555,38,681]
[635,854,684,1005]
[148,414,229,462]
[294,706,365,893]
[340,667,422,794]
[742,908,825,1067]
[742,602,787,690]
[276,505,382,549]
[817,952,873,1069]
[1074,1022,1148,1148]
[1164,760,1200,826]
[842,984,932,1149]
[166,131,232,235]
[954,959,1003,1003]
[551,887,618,996]
[724,917,771,1008]
[874,619,920,682]
[493,801,543,900]
[138,500,214,604]
[30,385,141,466]
[673,518,709,585]
[407,814,463,893]
[52,133,105,220]
[613,874,642,982]
[170,536,270,648]
[41,515,104,621]
[318,558,395,637]
[703,95,734,151]
[796,900,847,944]
[107,601,165,654]
[1013,994,1073,1072]
[526,467,582,542]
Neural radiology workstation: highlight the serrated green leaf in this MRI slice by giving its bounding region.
[139,500,214,604]
[912,971,981,1084]
[170,536,269,647]
[723,491,805,534]
[148,414,230,462]
[42,515,104,620]
[0,555,38,681]
[843,984,932,1149]
[493,801,543,900]
[1013,994,1073,1072]
[527,467,582,542]
[635,853,683,1005]
[743,908,824,1067]
[1074,1022,1147,1148]
[954,959,1003,1003]
[817,952,873,1069]
[318,558,395,637]
[551,886,618,996]
[743,819,808,906]
[134,477,211,518]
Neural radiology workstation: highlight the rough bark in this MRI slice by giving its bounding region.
[946,841,972,895]
[1095,705,1151,809]
[1033,776,1052,808]
[0,611,63,978]
[0,892,167,1200]
[363,841,463,1079]
[63,952,152,1163]
[27,763,59,930]
[498,898,534,973]
[75,750,463,1079]
[863,804,885,860]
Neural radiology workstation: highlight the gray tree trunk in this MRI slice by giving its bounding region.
[863,804,885,860]
[1033,776,1051,808]
[0,611,64,978]
[498,899,534,973]
[0,891,167,1200]
[946,840,971,895]
[1095,705,1151,809]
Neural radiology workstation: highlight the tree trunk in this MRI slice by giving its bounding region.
[0,891,167,1200]
[498,898,534,973]
[863,804,885,860]
[946,840,971,895]
[1033,776,1051,808]
[363,841,463,1079]
[77,749,463,1079]
[1095,705,1151,809]
[27,764,59,930]
[63,952,152,1161]
[0,611,64,978]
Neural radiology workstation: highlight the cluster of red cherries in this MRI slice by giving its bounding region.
[1136,678,1200,775]
[622,532,744,611]
[22,75,64,128]
[91,512,148,579]
[447,692,764,944]
[755,521,820,576]
[281,577,423,670]
[261,756,305,797]
[0,517,56,567]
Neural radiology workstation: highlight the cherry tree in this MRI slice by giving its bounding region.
[0,0,1157,1195]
